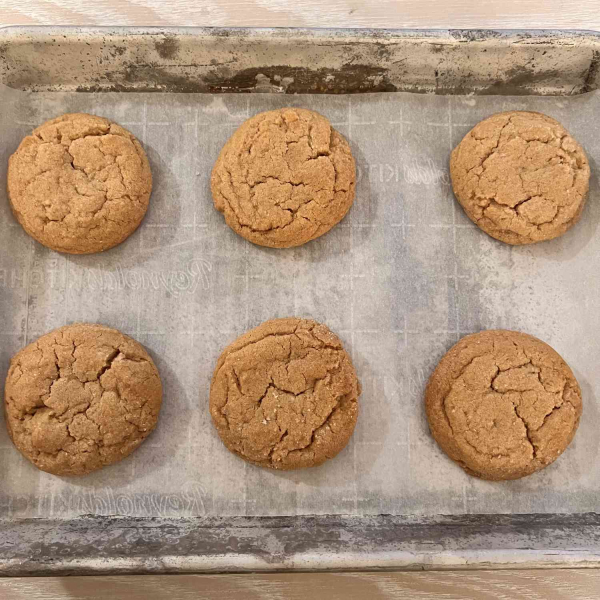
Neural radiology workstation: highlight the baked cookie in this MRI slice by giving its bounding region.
[8,113,152,254]
[210,317,360,469]
[450,111,589,244]
[4,323,162,476]
[425,330,582,480]
[211,108,356,248]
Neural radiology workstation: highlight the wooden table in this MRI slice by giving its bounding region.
[0,0,599,30]
[1,1,599,598]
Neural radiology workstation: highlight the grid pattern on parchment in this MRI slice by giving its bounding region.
[0,88,599,520]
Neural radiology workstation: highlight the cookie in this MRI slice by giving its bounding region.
[209,317,360,469]
[450,111,589,244]
[211,108,356,248]
[4,323,162,476]
[8,113,152,254]
[425,330,582,480]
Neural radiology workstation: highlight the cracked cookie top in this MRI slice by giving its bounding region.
[8,113,152,254]
[450,111,589,245]
[425,330,582,480]
[4,323,162,476]
[211,108,356,248]
[209,318,360,470]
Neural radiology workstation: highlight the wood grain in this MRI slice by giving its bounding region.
[1,571,600,599]
[0,0,599,30]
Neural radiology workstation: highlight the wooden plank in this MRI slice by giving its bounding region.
[0,0,599,31]
[1,570,600,600]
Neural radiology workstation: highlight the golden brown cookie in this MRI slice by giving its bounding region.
[425,330,582,480]
[211,108,356,248]
[8,113,152,254]
[450,111,589,244]
[210,317,360,469]
[4,323,162,476]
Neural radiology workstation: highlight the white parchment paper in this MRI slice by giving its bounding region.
[1,86,599,519]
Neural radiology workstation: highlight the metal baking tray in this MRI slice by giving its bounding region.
[1,26,600,576]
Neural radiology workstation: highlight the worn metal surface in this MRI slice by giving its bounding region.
[0,27,599,95]
[1,27,600,576]
[2,514,600,575]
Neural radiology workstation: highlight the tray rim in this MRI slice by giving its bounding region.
[1,25,600,576]
[1,24,600,37]
[2,25,600,96]
[2,513,600,576]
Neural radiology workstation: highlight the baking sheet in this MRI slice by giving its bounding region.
[1,85,599,520]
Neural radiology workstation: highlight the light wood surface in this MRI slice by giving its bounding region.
[0,0,599,30]
[1,0,600,597]
[1,571,600,599]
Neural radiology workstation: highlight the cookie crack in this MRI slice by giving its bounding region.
[13,120,150,252]
[257,381,275,405]
[32,123,110,145]
[268,429,290,460]
[443,341,576,462]
[508,399,537,458]
[97,348,121,379]
[466,115,515,176]
[295,394,341,455]
[218,336,351,466]
[222,166,320,234]
[463,117,588,237]
[266,382,345,464]
[216,327,340,372]
[12,341,153,454]
[221,359,343,427]
[215,111,349,237]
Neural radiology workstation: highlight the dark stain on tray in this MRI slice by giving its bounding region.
[111,45,127,57]
[206,64,398,93]
[76,62,399,94]
[582,50,600,93]
[154,36,180,60]
[478,66,567,95]
[449,29,506,42]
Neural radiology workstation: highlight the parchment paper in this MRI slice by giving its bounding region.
[1,86,599,519]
